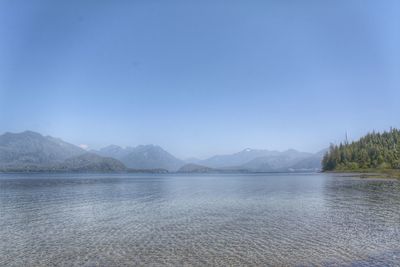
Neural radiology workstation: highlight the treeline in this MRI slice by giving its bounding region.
[322,128,400,171]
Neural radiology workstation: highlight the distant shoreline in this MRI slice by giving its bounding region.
[325,169,400,180]
[0,169,168,174]
[0,170,320,175]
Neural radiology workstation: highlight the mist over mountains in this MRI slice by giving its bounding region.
[0,131,126,172]
[0,131,323,173]
[94,145,184,171]
[196,148,324,172]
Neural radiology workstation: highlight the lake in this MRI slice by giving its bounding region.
[1,173,399,266]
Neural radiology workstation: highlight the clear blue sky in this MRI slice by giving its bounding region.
[1,0,399,159]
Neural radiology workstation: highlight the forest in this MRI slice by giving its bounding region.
[322,128,400,171]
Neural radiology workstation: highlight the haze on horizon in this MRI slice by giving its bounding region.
[0,0,399,159]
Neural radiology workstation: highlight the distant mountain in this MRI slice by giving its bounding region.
[240,149,314,172]
[0,130,324,173]
[288,149,327,171]
[55,153,126,172]
[177,163,215,173]
[94,145,133,160]
[94,144,184,171]
[199,148,281,168]
[198,148,323,172]
[0,131,85,168]
[0,131,127,172]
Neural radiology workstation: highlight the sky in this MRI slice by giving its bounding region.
[0,0,399,159]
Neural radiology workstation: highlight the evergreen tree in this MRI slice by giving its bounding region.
[322,128,400,171]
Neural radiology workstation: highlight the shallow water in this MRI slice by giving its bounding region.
[1,173,399,266]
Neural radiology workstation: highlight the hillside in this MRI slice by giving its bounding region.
[177,163,216,173]
[0,131,85,168]
[94,144,184,171]
[322,128,400,171]
[55,153,127,172]
[0,130,324,173]
[196,148,322,172]
[0,131,126,172]
[239,149,315,172]
[199,148,280,168]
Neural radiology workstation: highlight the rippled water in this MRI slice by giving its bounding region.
[1,173,400,266]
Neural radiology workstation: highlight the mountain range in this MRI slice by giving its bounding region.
[0,131,324,173]
[93,145,183,171]
[195,148,323,172]
[0,131,126,172]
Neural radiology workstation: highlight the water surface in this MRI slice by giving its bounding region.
[1,173,399,266]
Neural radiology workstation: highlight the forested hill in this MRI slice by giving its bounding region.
[322,128,400,171]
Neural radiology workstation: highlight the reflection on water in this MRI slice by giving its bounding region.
[1,173,399,266]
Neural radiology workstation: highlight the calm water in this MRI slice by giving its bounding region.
[1,173,400,266]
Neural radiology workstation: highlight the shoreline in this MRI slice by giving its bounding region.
[325,169,400,180]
